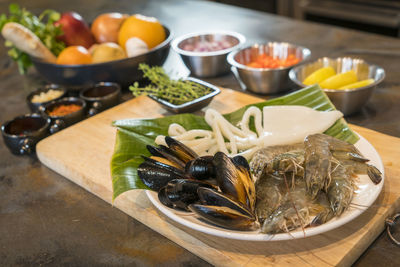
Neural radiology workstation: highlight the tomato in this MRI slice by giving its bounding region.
[245,54,300,69]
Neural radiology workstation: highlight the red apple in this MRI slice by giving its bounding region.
[55,12,95,49]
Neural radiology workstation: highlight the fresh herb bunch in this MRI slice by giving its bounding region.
[0,4,65,73]
[130,63,212,105]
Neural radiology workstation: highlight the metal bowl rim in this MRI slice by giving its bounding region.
[227,42,311,72]
[288,56,386,92]
[31,25,173,68]
[171,30,246,57]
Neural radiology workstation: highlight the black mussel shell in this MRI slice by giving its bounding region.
[158,179,214,211]
[147,145,186,169]
[188,204,259,231]
[197,187,254,218]
[158,187,174,208]
[137,159,187,191]
[213,152,248,206]
[165,136,198,163]
[232,155,250,171]
[185,156,215,180]
[146,145,165,158]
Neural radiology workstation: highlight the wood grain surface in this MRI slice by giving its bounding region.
[36,89,400,266]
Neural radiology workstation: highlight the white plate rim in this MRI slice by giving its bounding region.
[146,133,385,241]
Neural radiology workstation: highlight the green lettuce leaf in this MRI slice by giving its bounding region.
[111,85,358,200]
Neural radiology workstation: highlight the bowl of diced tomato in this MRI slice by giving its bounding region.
[227,42,311,94]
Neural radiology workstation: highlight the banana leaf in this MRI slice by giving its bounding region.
[111,85,358,200]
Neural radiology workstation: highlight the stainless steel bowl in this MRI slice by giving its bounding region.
[31,26,172,88]
[227,42,311,94]
[172,31,246,78]
[289,57,385,115]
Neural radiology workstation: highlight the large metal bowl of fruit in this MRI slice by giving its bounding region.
[0,7,172,88]
[289,57,385,115]
[31,25,172,88]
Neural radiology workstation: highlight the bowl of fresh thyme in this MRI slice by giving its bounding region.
[130,64,221,113]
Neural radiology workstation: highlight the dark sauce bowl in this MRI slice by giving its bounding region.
[79,82,121,116]
[39,97,87,133]
[1,114,51,155]
[26,84,68,113]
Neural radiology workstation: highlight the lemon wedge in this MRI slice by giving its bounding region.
[320,70,358,89]
[338,79,375,90]
[303,67,336,86]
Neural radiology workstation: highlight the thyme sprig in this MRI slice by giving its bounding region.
[129,64,212,105]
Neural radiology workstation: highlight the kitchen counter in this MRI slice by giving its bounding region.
[0,0,399,266]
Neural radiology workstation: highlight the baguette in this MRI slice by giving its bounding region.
[2,22,57,63]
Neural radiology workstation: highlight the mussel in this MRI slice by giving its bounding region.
[137,136,259,231]
[165,136,199,163]
[137,156,188,191]
[190,187,258,231]
[213,152,256,212]
[158,179,215,211]
[185,156,215,180]
[138,137,199,190]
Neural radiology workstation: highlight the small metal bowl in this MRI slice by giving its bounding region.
[172,31,246,78]
[227,42,311,94]
[148,77,220,113]
[289,57,385,115]
[26,84,68,113]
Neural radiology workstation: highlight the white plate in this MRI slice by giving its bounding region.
[146,133,384,241]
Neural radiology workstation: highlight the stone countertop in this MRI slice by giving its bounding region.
[0,0,399,265]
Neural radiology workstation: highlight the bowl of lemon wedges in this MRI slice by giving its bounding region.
[289,57,385,115]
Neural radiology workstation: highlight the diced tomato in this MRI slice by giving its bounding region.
[245,54,300,69]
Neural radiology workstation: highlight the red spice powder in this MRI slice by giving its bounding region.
[48,104,81,116]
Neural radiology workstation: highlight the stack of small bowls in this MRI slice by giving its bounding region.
[2,82,122,155]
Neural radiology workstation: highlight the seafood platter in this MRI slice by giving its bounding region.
[110,85,384,241]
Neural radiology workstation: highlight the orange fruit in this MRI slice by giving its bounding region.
[118,14,166,50]
[56,46,92,65]
[91,12,129,43]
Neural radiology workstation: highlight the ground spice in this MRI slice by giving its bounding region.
[48,104,81,116]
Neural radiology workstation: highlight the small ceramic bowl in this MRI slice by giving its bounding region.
[79,82,121,116]
[39,97,87,133]
[1,113,51,155]
[148,77,221,113]
[26,84,68,113]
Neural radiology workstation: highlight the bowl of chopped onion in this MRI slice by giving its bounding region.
[172,31,246,78]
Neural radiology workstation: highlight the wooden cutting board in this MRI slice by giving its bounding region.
[36,88,400,267]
